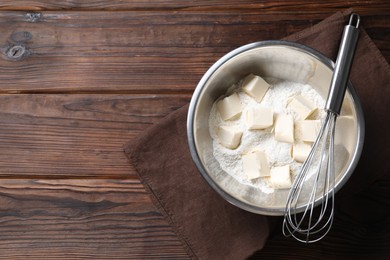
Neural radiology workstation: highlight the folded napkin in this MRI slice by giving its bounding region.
[125,10,390,260]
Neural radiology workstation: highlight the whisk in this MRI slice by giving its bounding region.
[282,13,361,243]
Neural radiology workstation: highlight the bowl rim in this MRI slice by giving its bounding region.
[187,40,365,215]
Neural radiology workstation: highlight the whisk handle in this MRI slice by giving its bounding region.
[325,13,360,114]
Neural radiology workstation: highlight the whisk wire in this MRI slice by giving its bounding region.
[282,112,337,243]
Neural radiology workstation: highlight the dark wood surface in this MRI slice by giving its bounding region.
[0,1,389,259]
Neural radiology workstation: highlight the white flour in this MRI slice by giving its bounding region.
[209,78,325,193]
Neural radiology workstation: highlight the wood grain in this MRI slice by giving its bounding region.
[0,94,190,178]
[0,0,388,13]
[0,11,388,93]
[0,179,189,259]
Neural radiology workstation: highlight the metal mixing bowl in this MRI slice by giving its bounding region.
[187,41,364,216]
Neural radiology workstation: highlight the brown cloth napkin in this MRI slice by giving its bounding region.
[125,10,390,260]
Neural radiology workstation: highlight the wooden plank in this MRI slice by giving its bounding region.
[0,11,388,93]
[0,178,387,259]
[0,179,189,259]
[0,11,316,93]
[0,0,388,13]
[0,94,191,178]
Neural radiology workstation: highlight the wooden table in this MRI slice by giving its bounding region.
[0,1,389,259]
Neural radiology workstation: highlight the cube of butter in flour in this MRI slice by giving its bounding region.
[270,165,292,189]
[274,113,294,143]
[335,116,354,148]
[293,142,312,163]
[288,95,317,119]
[300,120,321,142]
[217,125,242,149]
[246,106,273,130]
[217,93,242,121]
[242,74,270,102]
[242,149,270,179]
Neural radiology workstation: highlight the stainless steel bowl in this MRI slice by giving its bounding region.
[187,41,364,216]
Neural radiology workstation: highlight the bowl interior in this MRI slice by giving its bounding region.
[189,42,364,215]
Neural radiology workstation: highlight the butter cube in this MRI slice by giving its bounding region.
[335,116,354,148]
[242,74,270,102]
[217,93,242,121]
[217,125,242,149]
[242,150,270,179]
[293,143,312,163]
[288,95,317,119]
[300,120,321,142]
[274,113,294,143]
[246,106,273,130]
[270,165,292,189]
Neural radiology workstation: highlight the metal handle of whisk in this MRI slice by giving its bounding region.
[326,13,360,114]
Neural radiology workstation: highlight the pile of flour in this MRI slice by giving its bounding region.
[208,78,325,193]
